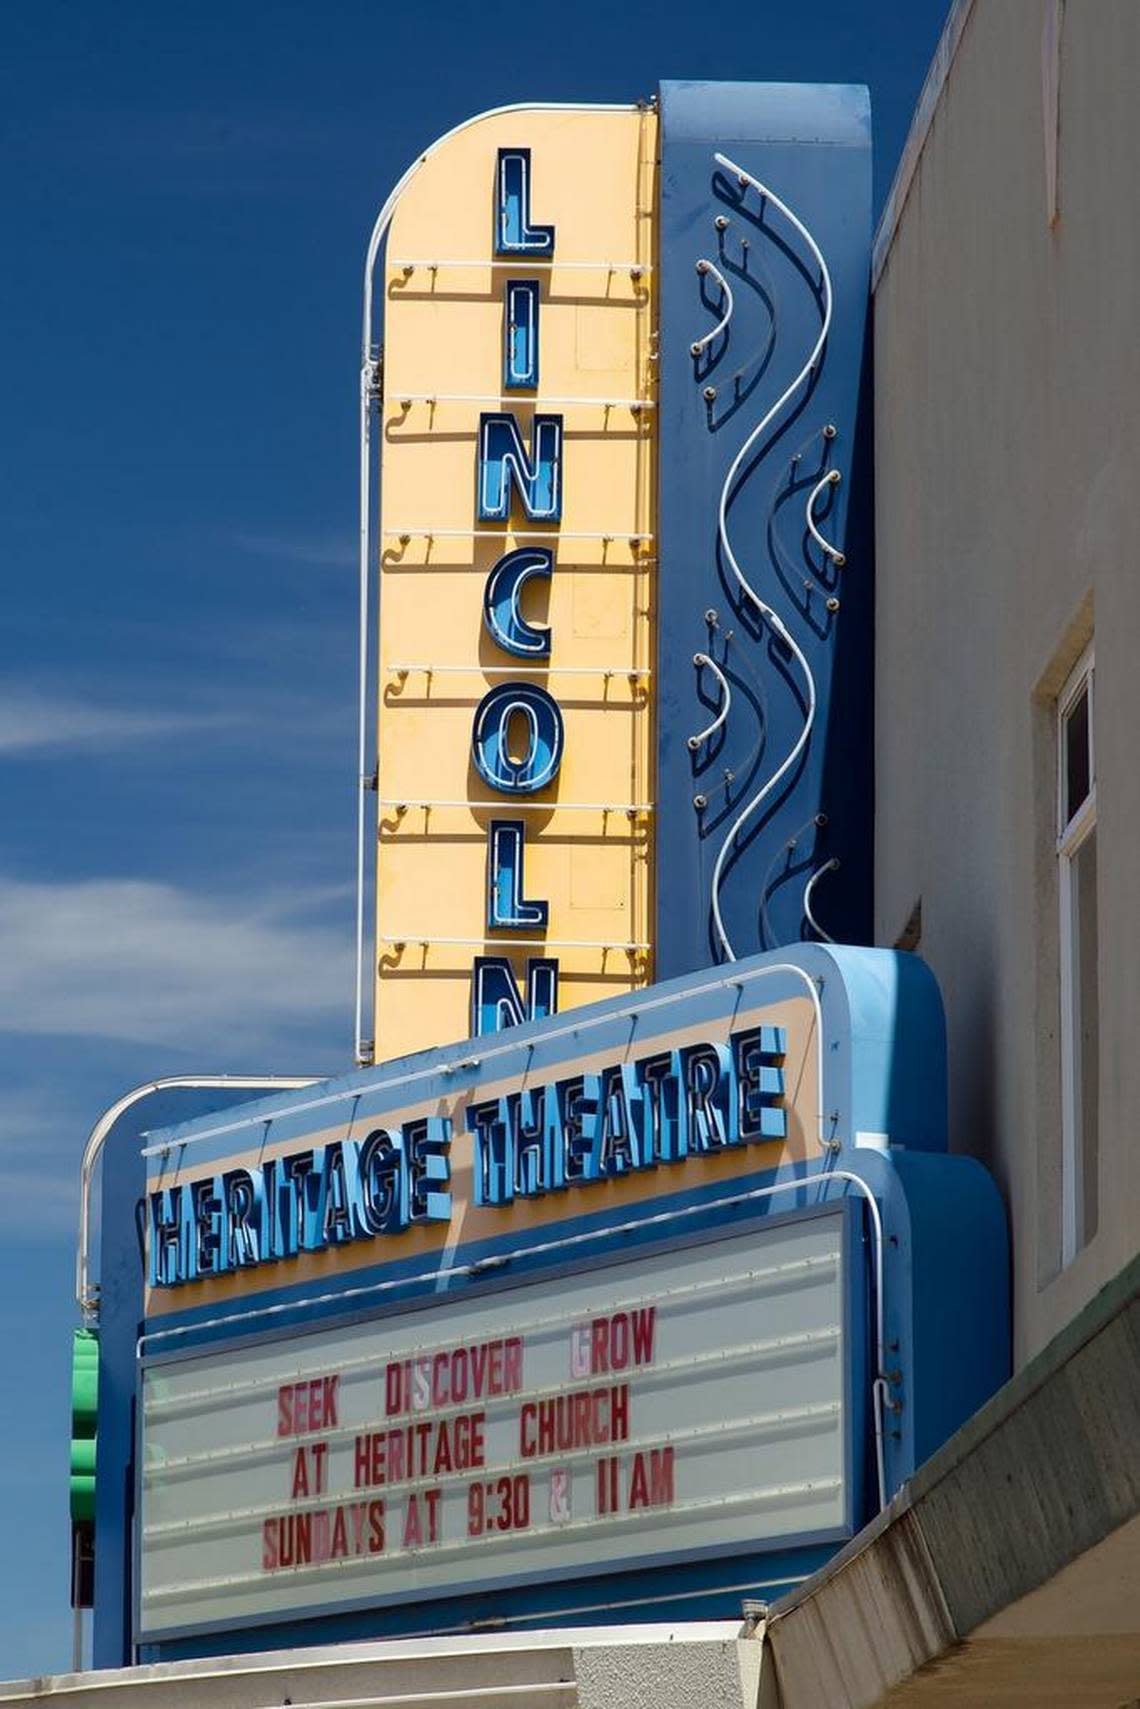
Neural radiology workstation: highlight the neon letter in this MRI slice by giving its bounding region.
[483,547,552,658]
[471,956,559,1036]
[477,413,562,523]
[504,279,540,389]
[488,819,548,929]
[472,681,563,794]
[495,148,554,255]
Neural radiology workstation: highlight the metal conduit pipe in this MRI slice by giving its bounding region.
[707,153,833,965]
[356,101,645,1067]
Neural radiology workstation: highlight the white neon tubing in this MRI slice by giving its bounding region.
[708,153,833,964]
[75,1076,317,1321]
[690,258,735,355]
[806,468,846,566]
[757,813,825,953]
[143,959,825,1156]
[803,857,841,944]
[356,102,643,1066]
[688,652,732,749]
[697,637,769,814]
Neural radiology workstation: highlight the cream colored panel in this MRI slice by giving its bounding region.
[374,107,658,1061]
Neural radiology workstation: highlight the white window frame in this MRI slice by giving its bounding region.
[1056,641,1096,1266]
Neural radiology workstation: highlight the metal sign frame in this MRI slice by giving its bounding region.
[134,1198,866,1646]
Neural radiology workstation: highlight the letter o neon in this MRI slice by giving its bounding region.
[472,681,564,794]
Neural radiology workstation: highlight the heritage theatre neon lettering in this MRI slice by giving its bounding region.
[148,1026,786,1285]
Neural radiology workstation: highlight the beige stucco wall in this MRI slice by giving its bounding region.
[873,0,1140,1364]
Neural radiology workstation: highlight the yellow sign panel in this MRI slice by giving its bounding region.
[374,109,658,1060]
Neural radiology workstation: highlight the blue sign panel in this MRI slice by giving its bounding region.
[656,83,875,973]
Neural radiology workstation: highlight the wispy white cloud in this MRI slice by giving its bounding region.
[0,1087,87,1235]
[0,687,230,757]
[0,1165,79,1235]
[231,530,357,569]
[0,876,352,1054]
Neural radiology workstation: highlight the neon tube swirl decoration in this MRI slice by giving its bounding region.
[805,468,846,567]
[803,857,841,944]
[706,153,834,963]
[687,652,732,750]
[757,811,827,953]
[690,259,735,357]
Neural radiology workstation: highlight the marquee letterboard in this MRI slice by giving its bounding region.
[138,1209,853,1639]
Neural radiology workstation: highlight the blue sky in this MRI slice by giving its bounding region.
[0,0,950,1678]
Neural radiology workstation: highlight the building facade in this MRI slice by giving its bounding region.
[16,10,1138,1706]
[874,0,1140,1366]
[765,4,1140,1700]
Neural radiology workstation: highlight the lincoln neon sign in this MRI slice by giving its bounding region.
[471,148,565,1040]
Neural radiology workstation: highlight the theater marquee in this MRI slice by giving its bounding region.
[81,87,1010,1670]
[139,1212,854,1638]
[134,944,1007,1650]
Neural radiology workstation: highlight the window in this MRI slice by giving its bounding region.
[1057,643,1097,1264]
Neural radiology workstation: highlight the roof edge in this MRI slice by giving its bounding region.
[871,0,977,291]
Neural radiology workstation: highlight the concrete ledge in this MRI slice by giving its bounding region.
[0,1623,760,1709]
[763,1256,1140,1707]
